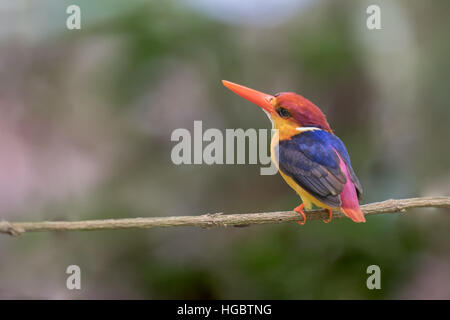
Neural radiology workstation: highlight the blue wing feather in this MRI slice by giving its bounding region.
[276,130,362,207]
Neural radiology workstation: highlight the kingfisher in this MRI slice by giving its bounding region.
[222,80,365,224]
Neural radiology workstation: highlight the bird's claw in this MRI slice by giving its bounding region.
[323,209,333,224]
[294,204,307,225]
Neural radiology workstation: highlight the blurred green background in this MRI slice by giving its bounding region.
[0,0,449,299]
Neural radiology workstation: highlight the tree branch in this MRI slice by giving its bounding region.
[1,197,449,237]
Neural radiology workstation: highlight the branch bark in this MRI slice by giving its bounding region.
[1,196,449,237]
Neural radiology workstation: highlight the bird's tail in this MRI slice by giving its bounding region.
[336,153,366,223]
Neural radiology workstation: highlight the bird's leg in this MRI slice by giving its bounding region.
[294,204,307,225]
[323,209,333,224]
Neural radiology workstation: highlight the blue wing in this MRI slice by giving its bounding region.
[275,130,362,208]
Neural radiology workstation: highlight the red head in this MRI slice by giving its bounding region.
[222,80,332,139]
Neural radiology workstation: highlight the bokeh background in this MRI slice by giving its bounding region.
[1,0,449,299]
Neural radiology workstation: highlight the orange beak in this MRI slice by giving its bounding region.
[222,80,276,114]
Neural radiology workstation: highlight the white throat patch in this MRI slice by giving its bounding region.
[296,127,321,132]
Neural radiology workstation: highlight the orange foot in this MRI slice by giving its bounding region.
[294,204,307,225]
[323,209,333,224]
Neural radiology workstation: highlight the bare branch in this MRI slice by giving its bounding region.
[1,197,449,237]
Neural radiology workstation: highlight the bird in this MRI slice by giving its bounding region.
[222,80,365,224]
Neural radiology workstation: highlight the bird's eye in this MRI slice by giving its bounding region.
[276,107,291,118]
